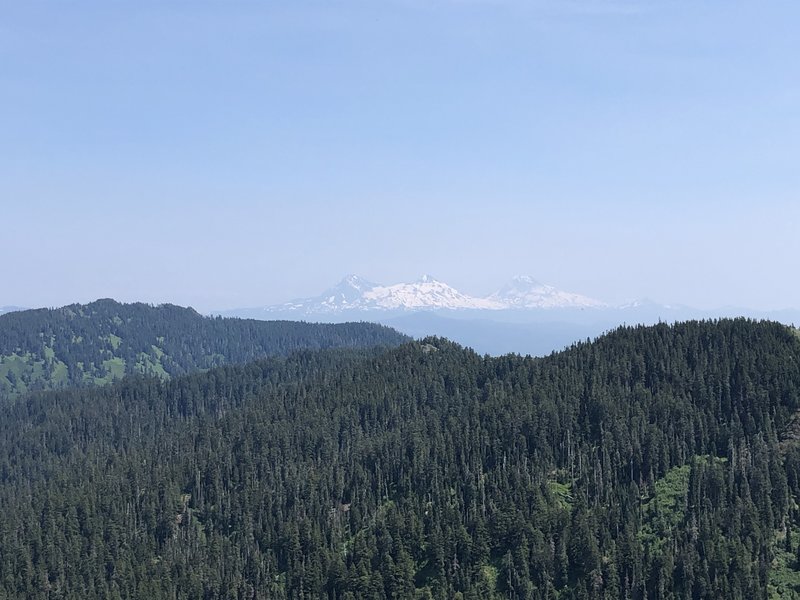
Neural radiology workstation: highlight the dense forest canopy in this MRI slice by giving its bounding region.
[0,299,409,400]
[1,319,800,599]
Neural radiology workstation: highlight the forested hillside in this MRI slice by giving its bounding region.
[1,319,800,598]
[0,299,408,400]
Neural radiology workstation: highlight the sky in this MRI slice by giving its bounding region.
[2,0,799,313]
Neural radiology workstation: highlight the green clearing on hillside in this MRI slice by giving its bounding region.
[134,349,170,379]
[101,357,126,381]
[0,350,70,397]
[105,333,122,349]
[640,456,727,554]
[547,479,574,511]
[770,521,800,599]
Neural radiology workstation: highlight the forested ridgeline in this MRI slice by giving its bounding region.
[0,298,409,400]
[2,319,800,598]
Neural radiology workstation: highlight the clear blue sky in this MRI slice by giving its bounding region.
[2,1,799,312]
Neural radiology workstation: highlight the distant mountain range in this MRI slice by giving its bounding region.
[221,275,800,356]
[0,306,25,316]
[269,274,504,313]
[228,274,619,318]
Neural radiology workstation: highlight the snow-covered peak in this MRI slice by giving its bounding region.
[364,278,504,310]
[337,274,376,292]
[510,275,543,287]
[489,276,607,309]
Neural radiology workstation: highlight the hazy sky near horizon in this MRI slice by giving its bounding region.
[2,1,799,312]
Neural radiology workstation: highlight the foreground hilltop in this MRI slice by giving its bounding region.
[0,298,408,400]
[1,319,800,598]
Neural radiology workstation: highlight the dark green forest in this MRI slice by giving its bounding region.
[2,319,800,598]
[0,299,408,400]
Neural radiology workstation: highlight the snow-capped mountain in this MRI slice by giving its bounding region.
[262,274,505,314]
[271,274,381,313]
[363,275,505,311]
[252,274,607,315]
[488,276,607,309]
